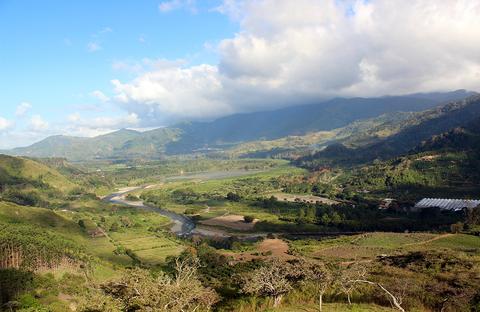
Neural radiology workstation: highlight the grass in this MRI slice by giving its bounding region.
[0,201,85,237]
[422,233,480,252]
[290,232,480,261]
[109,231,184,265]
[272,303,396,311]
[0,154,77,192]
[354,232,437,249]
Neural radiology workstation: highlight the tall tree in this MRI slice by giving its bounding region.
[240,259,294,307]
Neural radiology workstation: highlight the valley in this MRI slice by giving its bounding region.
[1,92,480,312]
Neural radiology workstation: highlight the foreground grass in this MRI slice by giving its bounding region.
[272,303,395,311]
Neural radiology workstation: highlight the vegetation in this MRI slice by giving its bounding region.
[2,92,480,311]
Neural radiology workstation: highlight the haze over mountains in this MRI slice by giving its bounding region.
[3,89,477,161]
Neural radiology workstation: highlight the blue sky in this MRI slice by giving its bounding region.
[0,0,236,147]
[1,0,479,148]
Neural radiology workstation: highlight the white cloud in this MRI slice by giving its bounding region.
[109,0,480,124]
[67,112,139,129]
[112,64,230,123]
[58,112,141,138]
[159,0,197,13]
[29,115,49,132]
[0,117,13,132]
[91,90,110,103]
[15,102,32,117]
[87,42,101,52]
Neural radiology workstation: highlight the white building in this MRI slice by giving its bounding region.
[414,198,480,212]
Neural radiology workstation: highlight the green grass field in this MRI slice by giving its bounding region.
[290,232,480,261]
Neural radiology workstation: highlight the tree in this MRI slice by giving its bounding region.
[466,205,480,225]
[340,262,405,312]
[97,256,218,312]
[78,291,122,312]
[243,215,255,223]
[241,259,293,307]
[226,192,241,202]
[299,260,333,312]
[78,219,86,229]
[339,263,366,305]
[450,222,464,234]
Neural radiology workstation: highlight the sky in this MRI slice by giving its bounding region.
[1,0,480,149]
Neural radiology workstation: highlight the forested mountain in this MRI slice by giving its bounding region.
[301,94,480,166]
[166,90,474,153]
[3,90,474,160]
[6,128,181,161]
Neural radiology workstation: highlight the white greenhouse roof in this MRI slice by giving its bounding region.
[415,198,480,211]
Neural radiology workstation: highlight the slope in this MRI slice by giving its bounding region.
[301,94,480,165]
[0,154,79,206]
[165,90,474,153]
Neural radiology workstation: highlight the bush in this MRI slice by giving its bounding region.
[125,194,139,201]
[226,192,241,202]
[244,215,255,223]
[78,220,86,229]
[184,208,199,215]
[450,222,464,233]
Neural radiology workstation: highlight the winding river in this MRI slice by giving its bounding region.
[104,186,196,236]
[103,169,267,237]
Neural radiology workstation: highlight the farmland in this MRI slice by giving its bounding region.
[1,157,480,312]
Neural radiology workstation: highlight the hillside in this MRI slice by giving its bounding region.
[0,154,80,206]
[166,91,473,153]
[300,94,480,166]
[224,111,418,158]
[4,90,474,161]
[6,128,182,161]
[0,154,77,192]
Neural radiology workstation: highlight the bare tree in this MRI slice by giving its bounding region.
[339,262,367,305]
[241,259,293,307]
[340,262,406,312]
[299,260,333,312]
[92,256,218,312]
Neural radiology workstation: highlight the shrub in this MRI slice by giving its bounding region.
[226,192,241,202]
[450,222,464,233]
[78,220,86,229]
[125,194,139,201]
[244,215,255,223]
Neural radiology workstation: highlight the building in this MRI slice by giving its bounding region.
[414,198,480,212]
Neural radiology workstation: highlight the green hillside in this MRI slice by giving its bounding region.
[7,128,181,161]
[0,154,77,191]
[225,111,418,158]
[300,95,480,166]
[0,154,80,206]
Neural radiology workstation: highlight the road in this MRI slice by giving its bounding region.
[104,186,196,236]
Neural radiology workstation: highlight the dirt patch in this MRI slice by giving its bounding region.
[257,239,294,259]
[199,214,257,231]
[224,239,295,263]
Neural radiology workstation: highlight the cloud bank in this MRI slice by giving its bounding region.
[112,0,480,125]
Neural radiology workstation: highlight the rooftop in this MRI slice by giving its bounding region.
[415,198,480,211]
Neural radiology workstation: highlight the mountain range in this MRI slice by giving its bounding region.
[2,89,477,161]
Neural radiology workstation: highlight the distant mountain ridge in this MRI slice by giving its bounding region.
[5,128,181,161]
[167,90,475,153]
[300,94,480,166]
[2,90,476,161]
